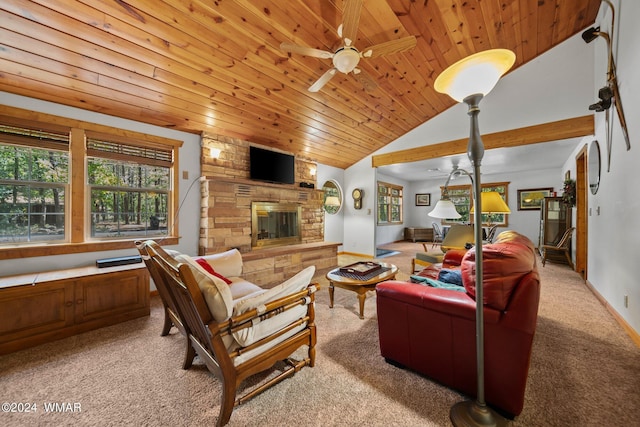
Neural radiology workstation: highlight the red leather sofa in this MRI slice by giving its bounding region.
[376,231,540,418]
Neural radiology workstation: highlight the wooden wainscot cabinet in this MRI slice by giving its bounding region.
[0,264,149,355]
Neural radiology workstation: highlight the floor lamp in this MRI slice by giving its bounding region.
[434,49,515,427]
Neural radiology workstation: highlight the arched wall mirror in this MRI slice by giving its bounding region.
[322,180,343,214]
[588,140,601,195]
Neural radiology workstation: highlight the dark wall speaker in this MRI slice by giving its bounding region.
[299,182,315,189]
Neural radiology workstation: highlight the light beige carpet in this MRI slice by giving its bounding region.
[1,244,638,426]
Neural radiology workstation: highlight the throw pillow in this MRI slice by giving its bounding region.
[461,232,536,310]
[438,268,463,286]
[195,257,232,284]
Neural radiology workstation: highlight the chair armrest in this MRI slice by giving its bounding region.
[215,284,318,355]
[376,281,500,323]
[226,284,318,332]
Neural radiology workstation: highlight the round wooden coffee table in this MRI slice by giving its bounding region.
[326,262,398,319]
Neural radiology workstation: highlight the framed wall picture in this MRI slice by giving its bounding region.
[517,188,553,210]
[415,193,431,206]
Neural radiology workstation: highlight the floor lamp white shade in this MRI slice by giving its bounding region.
[435,49,515,427]
[428,199,462,219]
[434,49,515,101]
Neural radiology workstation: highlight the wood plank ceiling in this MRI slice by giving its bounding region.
[0,0,601,170]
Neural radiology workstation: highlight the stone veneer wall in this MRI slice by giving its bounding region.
[199,132,336,286]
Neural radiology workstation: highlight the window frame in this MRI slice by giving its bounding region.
[0,106,182,260]
[377,181,403,225]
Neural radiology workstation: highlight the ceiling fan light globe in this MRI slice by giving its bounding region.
[333,47,361,73]
[435,49,515,102]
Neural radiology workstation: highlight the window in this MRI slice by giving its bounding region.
[442,182,509,226]
[87,137,171,239]
[377,181,403,224]
[0,108,182,259]
[0,126,69,244]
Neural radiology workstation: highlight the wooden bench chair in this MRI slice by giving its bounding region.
[137,240,195,369]
[142,240,317,426]
[541,227,575,269]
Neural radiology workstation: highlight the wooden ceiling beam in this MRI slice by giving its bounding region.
[371,115,594,167]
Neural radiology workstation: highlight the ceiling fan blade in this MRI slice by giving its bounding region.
[352,69,377,92]
[341,0,363,44]
[280,42,333,59]
[362,36,417,58]
[309,68,337,92]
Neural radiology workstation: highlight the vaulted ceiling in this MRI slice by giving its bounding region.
[1,0,601,170]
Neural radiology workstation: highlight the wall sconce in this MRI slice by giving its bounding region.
[309,167,316,176]
[209,147,221,159]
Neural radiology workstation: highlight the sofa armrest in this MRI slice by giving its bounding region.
[442,248,467,268]
[375,281,500,323]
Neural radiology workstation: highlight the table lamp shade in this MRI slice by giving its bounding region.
[434,49,516,102]
[470,191,511,214]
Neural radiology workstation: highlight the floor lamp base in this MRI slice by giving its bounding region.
[450,400,509,427]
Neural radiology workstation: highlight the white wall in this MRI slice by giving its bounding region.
[574,0,640,334]
[342,155,377,256]
[0,92,202,280]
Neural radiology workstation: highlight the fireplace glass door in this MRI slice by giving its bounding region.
[251,202,302,249]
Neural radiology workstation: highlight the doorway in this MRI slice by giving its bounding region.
[575,146,588,279]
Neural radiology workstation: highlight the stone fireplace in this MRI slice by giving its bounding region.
[198,132,339,287]
[251,202,302,249]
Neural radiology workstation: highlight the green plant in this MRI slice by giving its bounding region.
[562,179,576,207]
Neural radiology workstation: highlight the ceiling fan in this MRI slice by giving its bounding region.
[280,0,417,92]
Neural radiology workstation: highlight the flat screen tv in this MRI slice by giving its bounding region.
[249,146,295,184]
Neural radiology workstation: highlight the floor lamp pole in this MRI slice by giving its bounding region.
[449,94,508,427]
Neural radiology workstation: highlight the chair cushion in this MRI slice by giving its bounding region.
[195,258,232,284]
[173,254,234,322]
[228,278,266,301]
[416,251,444,264]
[198,248,243,278]
[232,266,315,346]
